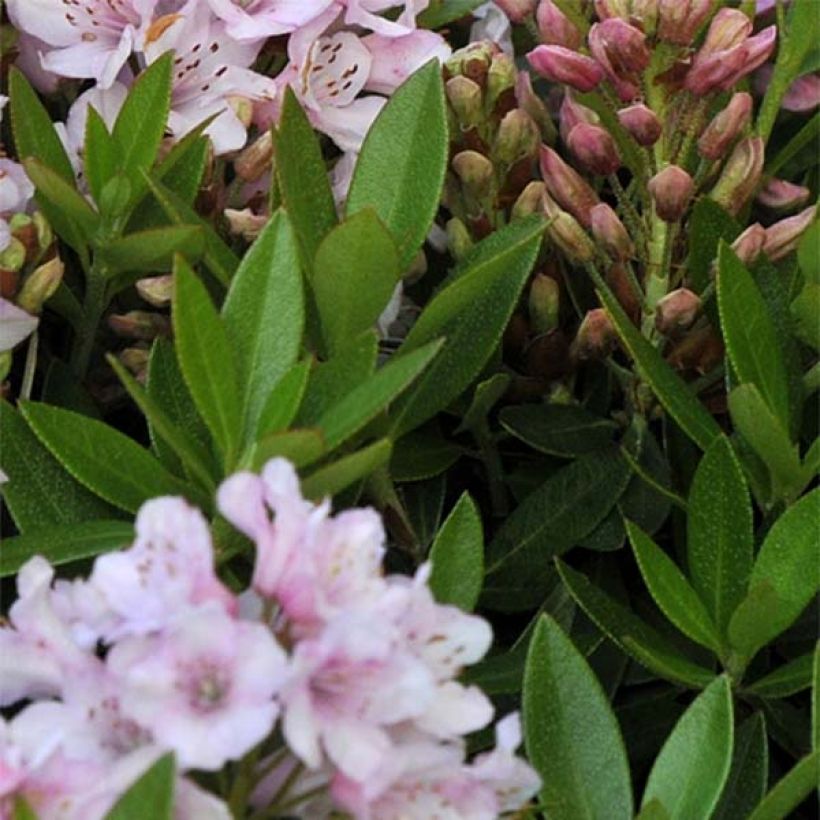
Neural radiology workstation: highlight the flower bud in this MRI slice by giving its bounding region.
[234,131,273,182]
[33,213,53,254]
[617,103,662,146]
[701,8,751,53]
[487,53,518,114]
[227,95,253,129]
[494,109,540,165]
[495,0,537,22]
[573,308,616,360]
[446,42,496,86]
[529,272,561,335]
[527,46,604,93]
[655,288,701,335]
[781,72,820,113]
[648,165,694,222]
[657,0,713,46]
[9,215,37,262]
[512,181,547,219]
[446,218,474,260]
[536,1,582,49]
[567,123,621,176]
[225,208,268,241]
[136,275,173,308]
[452,150,495,199]
[756,179,811,212]
[539,144,600,227]
[730,223,766,266]
[559,93,599,145]
[118,347,150,382]
[515,72,556,143]
[446,77,484,129]
[588,19,650,101]
[108,310,171,341]
[0,237,26,275]
[697,92,752,161]
[762,205,817,262]
[17,257,64,315]
[542,192,597,263]
[591,203,634,260]
[709,137,764,216]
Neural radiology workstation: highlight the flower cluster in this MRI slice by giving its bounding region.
[0,458,539,819]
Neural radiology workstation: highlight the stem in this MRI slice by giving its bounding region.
[227,747,262,818]
[609,174,646,253]
[69,262,109,378]
[21,331,39,400]
[642,213,671,338]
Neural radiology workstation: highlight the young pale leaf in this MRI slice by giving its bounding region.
[523,614,634,820]
[428,493,484,611]
[347,61,448,270]
[686,435,753,638]
[20,402,195,514]
[556,560,715,688]
[248,429,326,471]
[84,106,118,206]
[0,520,135,578]
[746,751,820,820]
[274,89,338,266]
[255,361,312,438]
[746,652,815,698]
[173,257,242,463]
[312,209,400,354]
[0,401,120,531]
[628,521,721,653]
[98,226,205,273]
[642,676,734,820]
[301,439,392,500]
[391,216,544,437]
[712,713,768,820]
[717,242,790,429]
[222,211,304,436]
[103,753,175,820]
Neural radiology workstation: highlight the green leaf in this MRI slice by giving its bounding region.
[791,283,820,350]
[746,652,815,698]
[418,0,484,27]
[99,225,205,273]
[20,402,195,514]
[642,676,734,819]
[713,713,768,820]
[347,61,448,270]
[523,614,633,820]
[747,751,819,820]
[301,439,392,500]
[635,800,671,820]
[685,199,741,295]
[316,340,442,451]
[84,106,119,206]
[274,89,338,266]
[717,242,791,429]
[499,404,617,458]
[390,428,462,482]
[255,361,311,438]
[222,211,304,436]
[557,560,716,688]
[428,493,484,611]
[104,753,174,820]
[0,401,119,531]
[313,209,401,354]
[798,218,820,286]
[173,257,242,461]
[1,520,135,577]
[391,216,544,436]
[813,642,819,751]
[483,449,631,611]
[687,435,753,639]
[628,521,721,653]
[728,488,820,662]
[248,429,326,471]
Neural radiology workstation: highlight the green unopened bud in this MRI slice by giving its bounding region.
[17,257,64,314]
[452,150,495,199]
[446,76,484,129]
[235,131,273,181]
[108,310,171,341]
[224,208,267,241]
[118,347,150,382]
[529,273,561,334]
[573,308,616,360]
[512,181,546,219]
[487,52,518,112]
[136,275,173,308]
[493,109,539,165]
[33,213,53,253]
[446,42,496,85]
[515,72,556,143]
[543,193,596,264]
[655,288,701,335]
[709,137,765,217]
[9,214,37,261]
[0,238,26,274]
[446,218,474,260]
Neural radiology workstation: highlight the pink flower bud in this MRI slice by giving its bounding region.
[495,0,538,23]
[527,45,605,92]
[617,103,662,146]
[709,137,765,216]
[542,192,597,263]
[539,144,601,227]
[591,203,634,260]
[762,205,817,261]
[720,26,777,89]
[559,92,599,145]
[648,165,694,222]
[657,0,713,46]
[108,310,171,341]
[781,72,820,112]
[536,1,582,49]
[730,223,766,266]
[573,308,617,359]
[655,288,701,335]
[567,123,621,176]
[516,71,556,142]
[756,178,811,211]
[697,92,752,160]
[595,0,630,18]
[588,19,649,101]
[701,8,752,53]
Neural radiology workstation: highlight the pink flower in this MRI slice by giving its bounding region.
[343,0,430,38]
[0,299,39,353]
[364,30,451,95]
[108,607,287,770]
[205,0,335,40]
[527,45,604,92]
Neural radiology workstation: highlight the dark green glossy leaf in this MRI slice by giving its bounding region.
[746,652,815,698]
[418,0,484,27]
[685,199,740,295]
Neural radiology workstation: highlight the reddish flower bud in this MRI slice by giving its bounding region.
[529,272,561,334]
[657,0,713,46]
[756,178,811,211]
[697,92,752,160]
[559,92,599,145]
[527,45,605,93]
[542,192,597,263]
[648,165,694,222]
[781,72,820,112]
[573,308,617,360]
[763,205,818,261]
[495,0,538,22]
[588,19,649,101]
[730,223,766,266]
[234,132,273,182]
[719,26,777,89]
[709,137,764,216]
[536,0,583,49]
[108,311,170,341]
[655,288,701,335]
[701,8,751,53]
[567,123,621,176]
[591,203,634,260]
[539,144,601,227]
[617,103,662,146]
[516,72,556,142]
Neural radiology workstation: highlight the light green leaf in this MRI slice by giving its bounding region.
[99,226,205,273]
[747,751,819,820]
[255,361,311,438]
[248,429,326,471]
[746,652,815,698]
[301,439,392,500]
[813,642,819,751]
[523,614,633,820]
[712,713,768,820]
[798,218,820,285]
[84,106,118,206]
[347,61,448,270]
[104,753,174,820]
[791,283,820,350]
[428,493,484,611]
[642,676,734,819]
[418,0,484,27]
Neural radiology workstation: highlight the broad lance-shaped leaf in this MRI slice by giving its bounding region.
[556,560,715,688]
[687,435,753,639]
[712,713,768,820]
[641,676,734,820]
[747,751,820,820]
[19,402,198,514]
[746,652,815,698]
[628,521,721,653]
[104,753,174,820]
[347,60,448,270]
[172,257,242,463]
[523,615,634,820]
[301,439,392,501]
[255,361,311,439]
[98,226,205,273]
[84,106,118,207]
[428,493,484,612]
[222,211,304,438]
[391,216,544,437]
